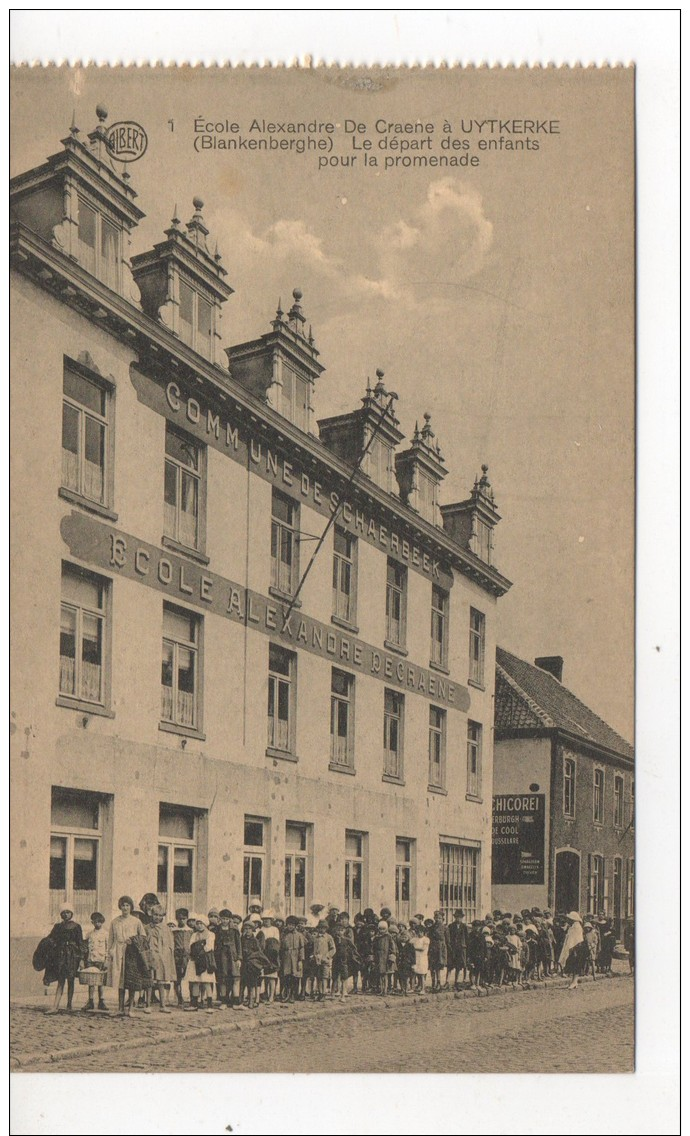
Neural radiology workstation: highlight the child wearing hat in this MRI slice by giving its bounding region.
[240,920,271,1009]
[279,916,305,1003]
[373,920,398,996]
[184,916,216,1012]
[213,910,239,1008]
[332,912,359,1001]
[396,926,416,996]
[82,911,109,1012]
[42,906,84,1014]
[311,920,336,1001]
[147,904,176,1012]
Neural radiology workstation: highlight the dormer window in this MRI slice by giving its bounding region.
[280,367,309,431]
[178,281,214,360]
[76,197,120,290]
[367,435,393,493]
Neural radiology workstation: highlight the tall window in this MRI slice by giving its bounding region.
[385,559,407,648]
[49,787,104,925]
[627,859,635,917]
[157,804,197,918]
[76,197,120,290]
[614,775,624,828]
[243,817,268,914]
[178,280,214,360]
[630,779,635,828]
[383,689,404,781]
[428,706,446,790]
[164,424,202,551]
[280,367,309,431]
[161,604,200,730]
[476,521,491,563]
[563,757,576,818]
[285,822,310,917]
[344,831,366,913]
[439,841,479,923]
[268,644,296,754]
[589,854,606,914]
[430,585,448,668]
[271,490,299,596]
[466,721,483,799]
[469,608,486,685]
[59,564,107,707]
[593,767,604,824]
[395,838,414,924]
[333,527,356,625]
[62,366,109,506]
[330,668,354,769]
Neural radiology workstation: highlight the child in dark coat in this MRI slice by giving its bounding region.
[373,920,398,995]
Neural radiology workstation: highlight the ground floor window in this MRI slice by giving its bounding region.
[344,830,366,914]
[285,822,310,917]
[588,854,607,915]
[627,858,634,917]
[157,803,198,918]
[395,838,414,923]
[439,840,479,923]
[49,787,105,924]
[244,817,268,913]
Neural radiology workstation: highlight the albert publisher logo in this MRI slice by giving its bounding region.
[106,121,148,163]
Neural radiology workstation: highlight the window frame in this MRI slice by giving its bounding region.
[177,278,215,360]
[344,829,367,913]
[60,358,116,520]
[157,803,198,920]
[49,787,104,925]
[613,773,625,829]
[332,526,358,630]
[563,756,576,819]
[466,720,483,801]
[270,489,300,600]
[383,688,405,784]
[76,195,122,291]
[428,705,447,793]
[243,816,269,915]
[284,821,311,917]
[438,838,480,924]
[385,558,408,653]
[159,601,204,739]
[626,858,635,917]
[588,853,607,915]
[430,584,449,671]
[57,562,114,717]
[329,667,355,773]
[162,422,208,560]
[395,837,414,924]
[267,643,297,760]
[469,607,486,687]
[593,766,605,825]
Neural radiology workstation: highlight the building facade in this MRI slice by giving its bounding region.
[10,107,511,994]
[492,649,634,938]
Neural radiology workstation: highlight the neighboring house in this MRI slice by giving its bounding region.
[492,648,634,938]
[10,104,512,995]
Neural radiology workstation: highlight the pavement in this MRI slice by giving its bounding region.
[11,963,633,1073]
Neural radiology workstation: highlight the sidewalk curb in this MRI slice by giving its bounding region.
[11,972,631,1070]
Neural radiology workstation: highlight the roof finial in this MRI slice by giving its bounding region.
[192,196,204,218]
[95,103,108,124]
[171,203,180,228]
[69,110,79,137]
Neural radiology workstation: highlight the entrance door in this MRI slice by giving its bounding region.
[554,850,580,914]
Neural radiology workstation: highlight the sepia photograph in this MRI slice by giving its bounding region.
[8,12,678,1136]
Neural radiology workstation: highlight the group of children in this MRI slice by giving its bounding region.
[35,895,626,1014]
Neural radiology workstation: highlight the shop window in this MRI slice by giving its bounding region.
[157,803,199,918]
[164,423,204,553]
[469,608,485,685]
[385,559,407,650]
[161,603,201,733]
[466,721,483,800]
[270,490,299,597]
[428,706,446,791]
[243,817,268,913]
[267,644,296,757]
[59,563,108,709]
[62,365,110,508]
[49,787,105,925]
[332,527,357,626]
[383,689,404,782]
[330,668,354,770]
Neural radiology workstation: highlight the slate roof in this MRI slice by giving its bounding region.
[495,646,634,761]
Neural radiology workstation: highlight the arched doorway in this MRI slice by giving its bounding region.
[554,849,581,913]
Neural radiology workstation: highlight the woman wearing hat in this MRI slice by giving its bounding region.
[42,907,84,1014]
[559,911,586,988]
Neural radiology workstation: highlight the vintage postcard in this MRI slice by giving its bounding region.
[10,48,646,1127]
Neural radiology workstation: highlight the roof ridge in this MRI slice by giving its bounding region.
[495,662,554,728]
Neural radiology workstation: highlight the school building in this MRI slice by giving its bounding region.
[491,649,634,938]
[10,106,512,994]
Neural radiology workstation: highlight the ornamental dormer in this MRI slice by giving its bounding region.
[9,104,145,303]
[395,412,448,526]
[441,464,501,565]
[318,370,404,494]
[226,289,324,433]
[130,198,233,365]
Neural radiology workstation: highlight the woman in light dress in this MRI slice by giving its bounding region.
[107,895,148,1015]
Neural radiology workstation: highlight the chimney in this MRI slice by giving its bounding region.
[535,656,564,682]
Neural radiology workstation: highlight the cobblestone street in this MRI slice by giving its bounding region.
[12,971,633,1074]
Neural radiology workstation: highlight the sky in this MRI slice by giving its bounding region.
[11,64,635,739]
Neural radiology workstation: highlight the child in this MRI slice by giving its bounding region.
[43,907,84,1014]
[171,907,193,1007]
[108,895,150,1017]
[311,919,336,1001]
[213,909,239,1008]
[412,922,430,993]
[396,926,416,995]
[280,915,305,1003]
[241,921,271,1009]
[147,904,176,1011]
[82,911,108,1012]
[373,920,397,996]
[184,916,216,1012]
[332,912,358,1001]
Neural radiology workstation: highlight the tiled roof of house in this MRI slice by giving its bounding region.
[495,646,634,761]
